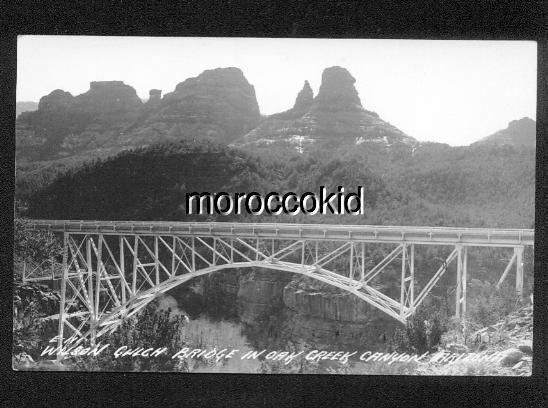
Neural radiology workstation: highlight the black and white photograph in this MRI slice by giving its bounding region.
[12,36,536,375]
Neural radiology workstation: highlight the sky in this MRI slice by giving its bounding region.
[17,36,537,146]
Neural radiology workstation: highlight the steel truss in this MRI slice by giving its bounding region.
[23,221,533,356]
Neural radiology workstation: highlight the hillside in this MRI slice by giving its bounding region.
[24,137,534,229]
[17,118,535,366]
[473,117,536,148]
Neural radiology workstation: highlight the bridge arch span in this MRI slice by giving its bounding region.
[93,260,401,340]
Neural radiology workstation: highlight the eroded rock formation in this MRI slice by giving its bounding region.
[16,68,262,162]
[240,66,415,152]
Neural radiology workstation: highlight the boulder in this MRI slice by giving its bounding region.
[499,348,524,367]
[517,340,533,354]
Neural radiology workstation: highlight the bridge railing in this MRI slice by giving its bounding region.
[27,219,534,246]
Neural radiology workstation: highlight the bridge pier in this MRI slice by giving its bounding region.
[399,243,415,317]
[56,233,68,362]
[515,246,524,296]
[455,245,468,332]
[496,245,525,297]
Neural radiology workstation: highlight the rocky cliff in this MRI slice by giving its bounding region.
[188,270,398,349]
[281,278,398,348]
[239,66,415,152]
[16,68,262,163]
[149,67,261,143]
[16,81,144,162]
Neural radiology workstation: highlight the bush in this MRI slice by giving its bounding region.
[467,283,519,327]
[13,218,62,281]
[71,302,189,372]
[13,282,60,360]
[391,302,449,354]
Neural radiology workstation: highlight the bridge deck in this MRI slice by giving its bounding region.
[27,219,534,247]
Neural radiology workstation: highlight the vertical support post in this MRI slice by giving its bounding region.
[171,236,176,277]
[516,246,524,297]
[120,236,126,310]
[56,232,69,361]
[409,243,415,311]
[349,242,354,280]
[455,245,463,319]
[87,237,94,322]
[94,236,102,340]
[154,236,159,285]
[360,242,365,281]
[315,241,319,264]
[213,238,216,265]
[230,238,234,263]
[462,246,468,335]
[132,236,138,293]
[301,241,305,265]
[192,237,196,272]
[400,243,407,317]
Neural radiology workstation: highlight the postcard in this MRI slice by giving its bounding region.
[13,36,535,374]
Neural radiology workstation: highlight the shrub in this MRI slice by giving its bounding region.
[391,301,449,354]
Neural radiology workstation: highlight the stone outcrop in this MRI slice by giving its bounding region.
[146,89,162,108]
[281,278,398,348]
[76,81,143,120]
[237,270,293,324]
[16,68,262,162]
[16,82,144,162]
[148,67,261,143]
[473,117,536,147]
[239,66,415,152]
[188,270,398,349]
[293,80,314,112]
[313,66,362,112]
[37,89,75,111]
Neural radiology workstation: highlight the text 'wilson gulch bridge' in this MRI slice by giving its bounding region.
[23,220,534,349]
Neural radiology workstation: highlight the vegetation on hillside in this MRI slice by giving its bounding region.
[13,138,535,373]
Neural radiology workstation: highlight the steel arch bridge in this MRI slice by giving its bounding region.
[23,220,534,352]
